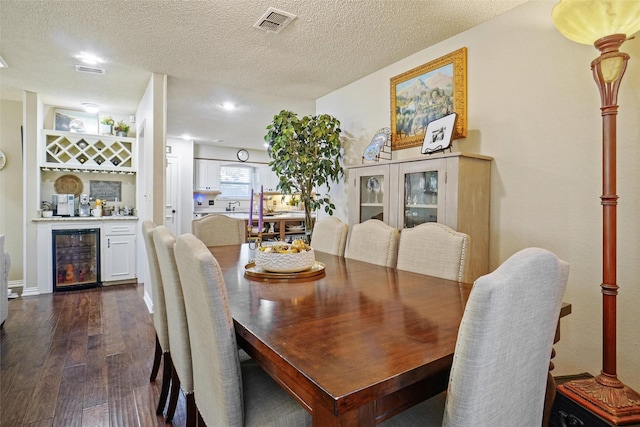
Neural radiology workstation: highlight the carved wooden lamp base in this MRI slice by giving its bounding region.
[558,376,640,425]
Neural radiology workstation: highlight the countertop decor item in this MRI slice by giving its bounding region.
[54,174,83,196]
[265,110,344,244]
[552,0,640,424]
[255,249,316,273]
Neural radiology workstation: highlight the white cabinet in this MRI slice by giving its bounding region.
[256,165,280,192]
[194,159,220,191]
[348,152,492,282]
[102,221,137,283]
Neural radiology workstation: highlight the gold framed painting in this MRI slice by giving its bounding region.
[390,47,467,150]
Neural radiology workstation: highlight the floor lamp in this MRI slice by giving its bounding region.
[552,0,640,425]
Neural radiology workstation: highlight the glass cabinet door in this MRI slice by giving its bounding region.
[349,164,390,226]
[397,160,445,228]
[359,174,385,222]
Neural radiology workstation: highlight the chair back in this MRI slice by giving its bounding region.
[397,222,469,282]
[141,220,170,352]
[174,233,244,426]
[153,226,193,394]
[192,215,246,247]
[345,219,398,267]
[310,217,349,256]
[443,247,569,426]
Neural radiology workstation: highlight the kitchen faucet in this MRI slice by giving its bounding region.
[226,201,241,211]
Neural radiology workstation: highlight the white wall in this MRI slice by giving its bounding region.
[317,0,640,390]
[136,73,167,311]
[0,100,24,283]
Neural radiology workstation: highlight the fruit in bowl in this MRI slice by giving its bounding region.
[256,239,315,273]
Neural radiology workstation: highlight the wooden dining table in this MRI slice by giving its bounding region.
[209,244,570,426]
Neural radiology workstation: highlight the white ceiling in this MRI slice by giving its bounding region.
[0,0,529,151]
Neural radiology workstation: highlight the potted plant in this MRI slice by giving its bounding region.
[265,110,344,243]
[100,116,114,135]
[114,121,130,137]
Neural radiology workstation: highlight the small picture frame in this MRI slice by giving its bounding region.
[54,108,99,134]
[421,113,457,154]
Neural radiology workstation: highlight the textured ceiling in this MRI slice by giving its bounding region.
[0,0,529,150]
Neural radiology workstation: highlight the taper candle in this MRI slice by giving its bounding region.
[258,185,264,231]
[249,188,253,228]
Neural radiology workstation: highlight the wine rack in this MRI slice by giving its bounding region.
[41,130,136,173]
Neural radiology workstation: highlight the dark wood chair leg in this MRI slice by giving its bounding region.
[165,361,181,422]
[197,408,205,427]
[150,334,162,381]
[186,392,197,427]
[156,351,172,416]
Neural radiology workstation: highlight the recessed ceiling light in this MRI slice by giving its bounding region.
[75,52,104,65]
[182,134,191,140]
[222,102,236,111]
[81,103,99,113]
[0,56,8,68]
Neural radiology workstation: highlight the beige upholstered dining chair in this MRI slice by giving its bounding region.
[345,219,399,267]
[396,222,470,282]
[153,226,196,426]
[141,220,172,416]
[310,217,349,256]
[174,233,311,426]
[380,247,570,426]
[191,214,246,247]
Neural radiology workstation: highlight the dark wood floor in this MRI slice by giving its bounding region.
[0,284,187,427]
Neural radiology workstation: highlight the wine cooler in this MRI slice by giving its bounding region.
[52,228,101,291]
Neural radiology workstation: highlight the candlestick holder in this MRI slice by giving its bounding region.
[247,225,262,250]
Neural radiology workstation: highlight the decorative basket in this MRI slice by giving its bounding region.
[255,248,315,273]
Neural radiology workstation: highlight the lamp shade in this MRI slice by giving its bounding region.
[552,0,640,45]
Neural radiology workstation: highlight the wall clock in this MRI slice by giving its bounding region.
[0,150,6,170]
[237,149,249,162]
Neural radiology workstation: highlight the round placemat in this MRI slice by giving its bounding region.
[54,174,84,196]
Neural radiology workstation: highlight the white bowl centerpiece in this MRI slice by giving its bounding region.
[256,239,315,273]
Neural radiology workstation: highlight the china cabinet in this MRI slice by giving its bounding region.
[41,130,136,173]
[348,152,491,282]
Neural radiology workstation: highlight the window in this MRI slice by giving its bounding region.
[219,165,253,198]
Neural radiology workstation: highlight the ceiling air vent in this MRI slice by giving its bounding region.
[253,7,296,34]
[75,64,106,75]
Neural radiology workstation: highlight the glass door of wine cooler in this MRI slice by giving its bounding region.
[52,228,101,291]
[398,160,445,228]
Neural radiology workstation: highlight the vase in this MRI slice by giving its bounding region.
[116,131,127,137]
[100,124,112,135]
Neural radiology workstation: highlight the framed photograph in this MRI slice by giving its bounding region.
[54,108,99,134]
[391,47,467,150]
[421,113,457,154]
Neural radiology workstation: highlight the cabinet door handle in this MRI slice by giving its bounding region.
[107,238,110,249]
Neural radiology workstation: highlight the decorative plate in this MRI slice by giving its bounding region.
[363,127,391,161]
[54,174,84,196]
[363,143,381,161]
[371,127,391,147]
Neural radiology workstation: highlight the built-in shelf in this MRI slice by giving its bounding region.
[41,130,136,174]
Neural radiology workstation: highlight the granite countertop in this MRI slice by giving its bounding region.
[33,216,139,222]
